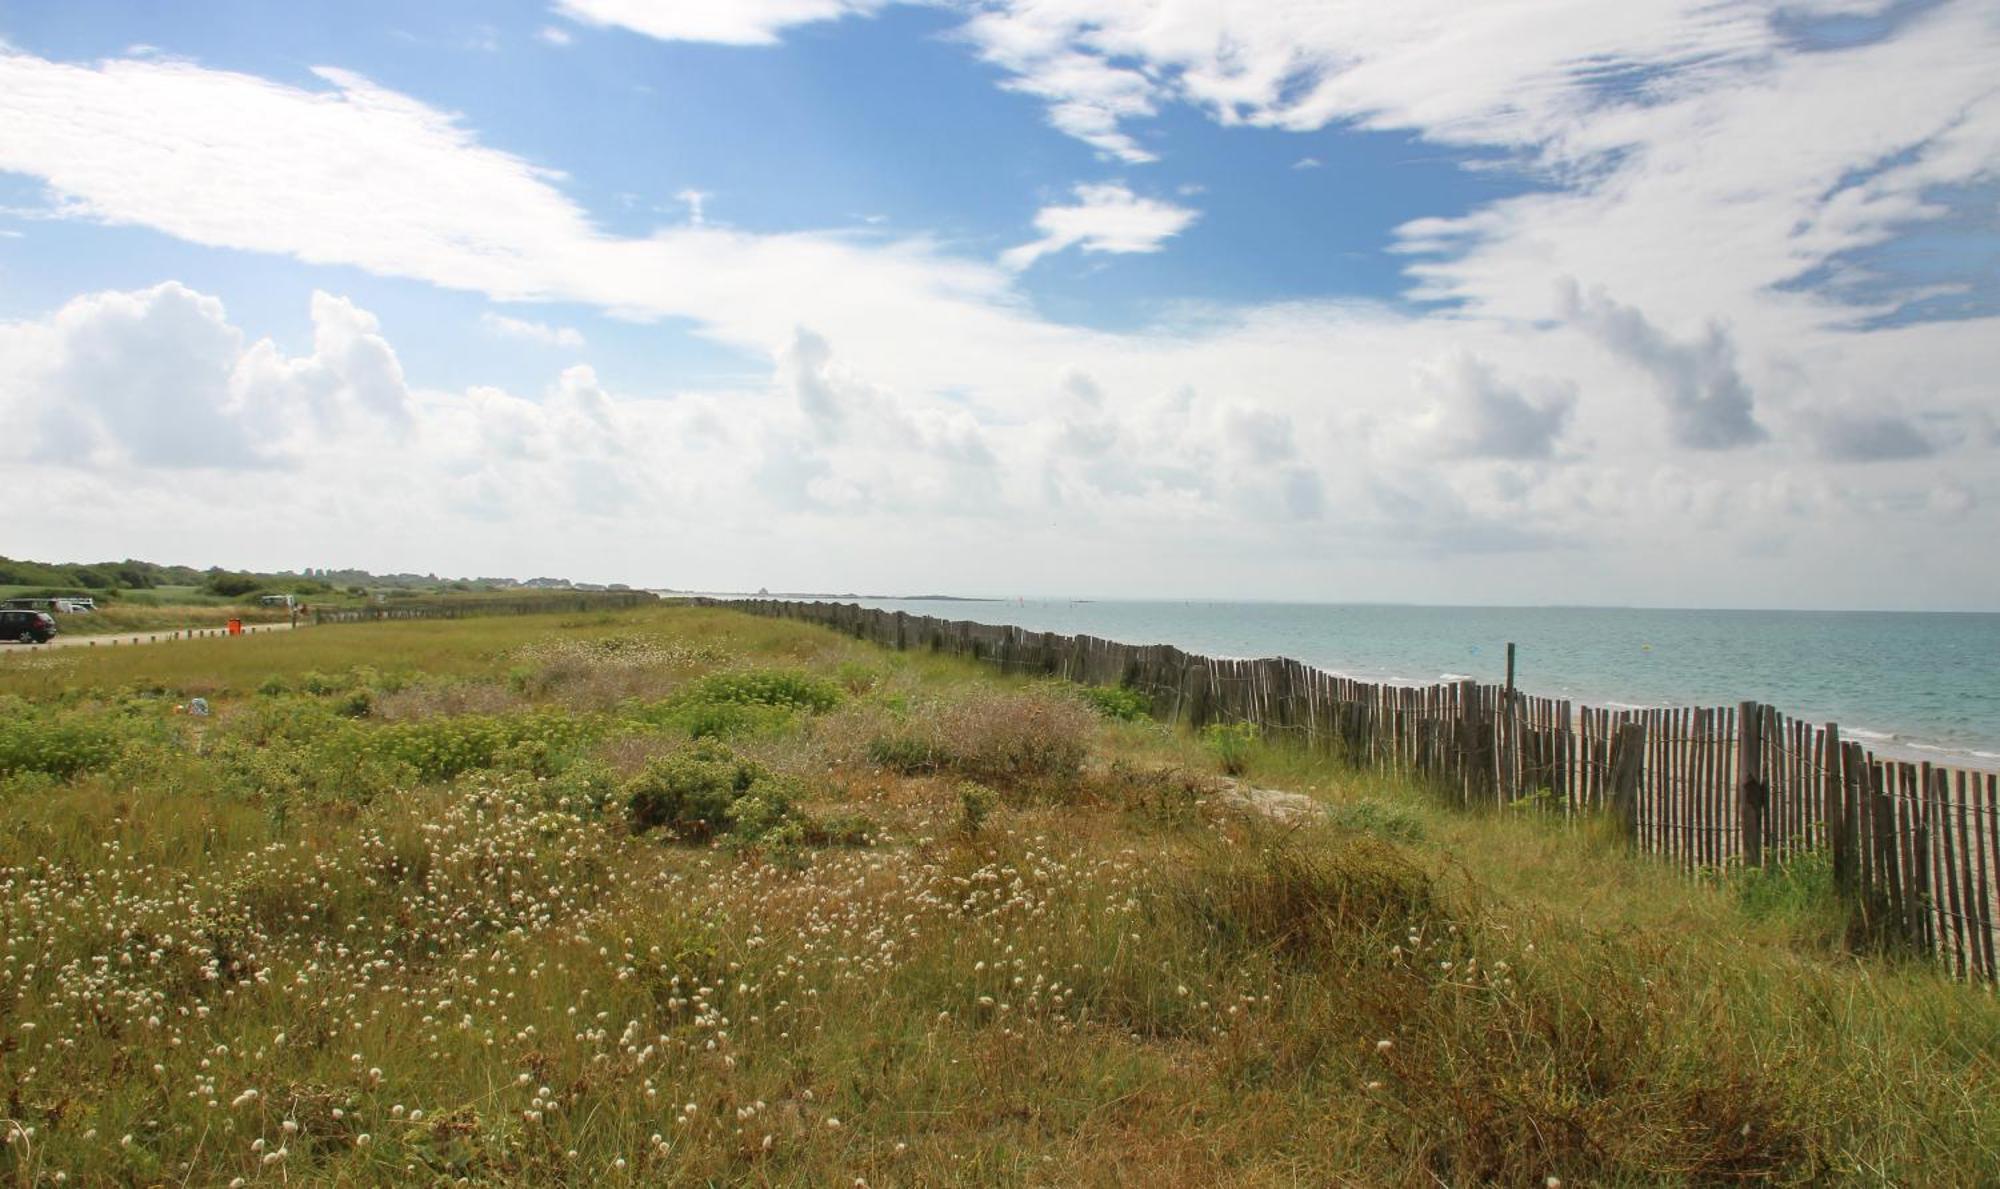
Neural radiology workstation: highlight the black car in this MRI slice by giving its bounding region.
[0,609,57,644]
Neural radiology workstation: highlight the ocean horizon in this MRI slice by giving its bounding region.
[685,594,2000,770]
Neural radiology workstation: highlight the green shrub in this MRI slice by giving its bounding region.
[657,700,795,741]
[545,758,620,819]
[629,668,842,740]
[257,675,291,697]
[299,669,345,696]
[359,709,600,782]
[958,781,996,837]
[834,661,881,694]
[1328,797,1426,843]
[0,706,124,780]
[1079,684,1150,721]
[674,670,842,713]
[1200,721,1259,776]
[867,734,938,774]
[624,740,799,841]
[806,811,878,847]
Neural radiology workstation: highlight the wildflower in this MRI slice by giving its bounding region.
[1376,1039,1394,1053]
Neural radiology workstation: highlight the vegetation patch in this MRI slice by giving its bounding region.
[0,602,1994,1185]
[865,688,1092,792]
[1077,683,1151,721]
[624,739,803,842]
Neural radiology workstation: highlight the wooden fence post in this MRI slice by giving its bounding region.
[1738,700,1767,869]
[1824,724,1852,897]
[1608,720,1646,846]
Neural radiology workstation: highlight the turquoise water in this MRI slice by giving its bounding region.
[803,599,2000,767]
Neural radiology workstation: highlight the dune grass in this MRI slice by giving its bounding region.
[1,605,1996,1186]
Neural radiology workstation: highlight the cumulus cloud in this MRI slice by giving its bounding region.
[1001,183,1198,270]
[1808,409,1937,463]
[1560,283,1765,450]
[481,311,586,349]
[0,282,261,468]
[552,0,885,46]
[0,283,415,469]
[234,290,413,435]
[1414,352,1575,460]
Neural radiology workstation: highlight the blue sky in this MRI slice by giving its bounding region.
[0,0,1995,607]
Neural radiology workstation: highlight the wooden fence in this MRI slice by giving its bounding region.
[313,591,657,625]
[712,597,1999,985]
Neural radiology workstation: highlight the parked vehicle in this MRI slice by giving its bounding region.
[0,609,58,643]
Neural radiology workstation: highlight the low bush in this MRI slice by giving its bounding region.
[673,669,843,713]
[1327,797,1426,843]
[0,700,128,780]
[625,740,801,842]
[1078,683,1150,721]
[1201,720,1260,775]
[1178,834,1447,965]
[630,668,844,740]
[356,708,602,783]
[867,690,1093,792]
[957,781,996,836]
[1084,759,1214,825]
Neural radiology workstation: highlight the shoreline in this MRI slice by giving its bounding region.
[700,593,2000,775]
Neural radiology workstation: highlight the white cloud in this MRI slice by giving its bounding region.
[552,0,885,46]
[536,26,574,47]
[0,282,411,469]
[1412,352,1576,460]
[1001,183,1199,270]
[1292,157,1323,170]
[1,28,1997,605]
[481,311,586,349]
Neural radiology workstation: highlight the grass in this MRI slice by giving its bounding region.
[1,605,1996,1185]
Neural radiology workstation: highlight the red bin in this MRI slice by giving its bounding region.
[227,618,243,636]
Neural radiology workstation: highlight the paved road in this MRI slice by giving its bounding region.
[1,621,298,654]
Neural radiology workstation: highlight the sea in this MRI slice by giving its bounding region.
[727,597,1999,770]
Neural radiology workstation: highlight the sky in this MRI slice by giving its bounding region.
[0,0,1995,608]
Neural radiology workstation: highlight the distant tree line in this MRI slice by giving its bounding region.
[0,555,561,601]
